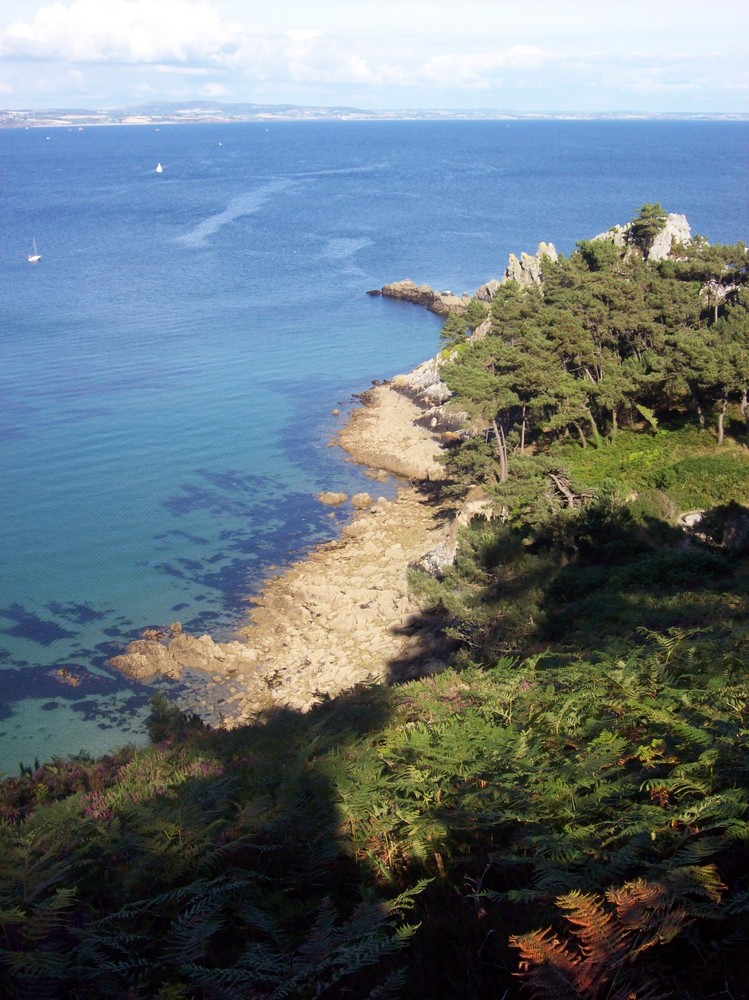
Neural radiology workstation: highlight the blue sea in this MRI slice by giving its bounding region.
[1,119,747,773]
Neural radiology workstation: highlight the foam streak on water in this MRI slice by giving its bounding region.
[1,120,747,772]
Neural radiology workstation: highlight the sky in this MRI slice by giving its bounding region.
[0,0,747,114]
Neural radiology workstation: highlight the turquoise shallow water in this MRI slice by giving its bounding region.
[1,120,747,773]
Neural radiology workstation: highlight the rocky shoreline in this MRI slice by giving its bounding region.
[108,212,708,728]
[109,378,469,727]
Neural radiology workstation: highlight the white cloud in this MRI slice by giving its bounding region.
[0,0,240,64]
[284,30,322,44]
[200,81,230,96]
[420,46,547,89]
[0,0,746,111]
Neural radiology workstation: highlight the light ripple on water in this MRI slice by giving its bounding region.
[176,178,303,248]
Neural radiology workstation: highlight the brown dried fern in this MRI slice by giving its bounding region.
[508,872,723,999]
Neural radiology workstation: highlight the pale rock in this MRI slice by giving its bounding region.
[351,492,373,509]
[474,278,501,301]
[647,213,692,261]
[108,639,178,680]
[318,491,348,506]
[592,212,692,262]
[375,279,469,317]
[502,242,558,287]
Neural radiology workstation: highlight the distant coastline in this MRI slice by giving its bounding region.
[2,100,748,129]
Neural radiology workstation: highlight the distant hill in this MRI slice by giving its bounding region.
[2,100,747,128]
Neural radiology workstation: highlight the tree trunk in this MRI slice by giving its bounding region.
[492,417,509,482]
[611,407,618,436]
[717,398,727,446]
[572,421,587,449]
[520,404,527,453]
[742,388,749,439]
[584,407,602,448]
[694,395,706,430]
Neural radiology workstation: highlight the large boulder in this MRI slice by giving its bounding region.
[474,278,501,301]
[318,491,348,506]
[108,638,182,680]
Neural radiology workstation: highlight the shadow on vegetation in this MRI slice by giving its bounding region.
[2,484,749,998]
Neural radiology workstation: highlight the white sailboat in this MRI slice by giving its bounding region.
[155,162,163,173]
[28,238,41,263]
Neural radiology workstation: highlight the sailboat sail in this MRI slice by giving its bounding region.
[28,239,41,263]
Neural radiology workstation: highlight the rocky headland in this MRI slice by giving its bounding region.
[368,212,693,315]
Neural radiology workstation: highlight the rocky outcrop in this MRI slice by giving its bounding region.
[474,278,501,302]
[501,241,558,286]
[411,494,494,578]
[592,213,692,261]
[109,486,461,722]
[372,244,559,315]
[108,631,261,683]
[339,383,449,480]
[108,383,473,722]
[370,280,471,316]
[391,357,451,407]
[648,214,692,260]
[376,215,693,322]
[389,361,465,438]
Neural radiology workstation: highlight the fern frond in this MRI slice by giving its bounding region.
[0,946,72,991]
[664,863,727,908]
[556,889,624,963]
[161,899,225,964]
[667,834,726,867]
[513,876,695,999]
[382,877,432,916]
[510,925,581,999]
[673,791,749,836]
[364,967,408,1000]
[19,886,78,943]
[637,625,710,661]
[293,896,338,968]
[641,775,712,800]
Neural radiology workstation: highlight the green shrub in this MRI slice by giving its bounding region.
[611,547,733,589]
[628,488,678,525]
[652,453,749,509]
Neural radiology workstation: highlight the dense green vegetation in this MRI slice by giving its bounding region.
[2,209,748,998]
